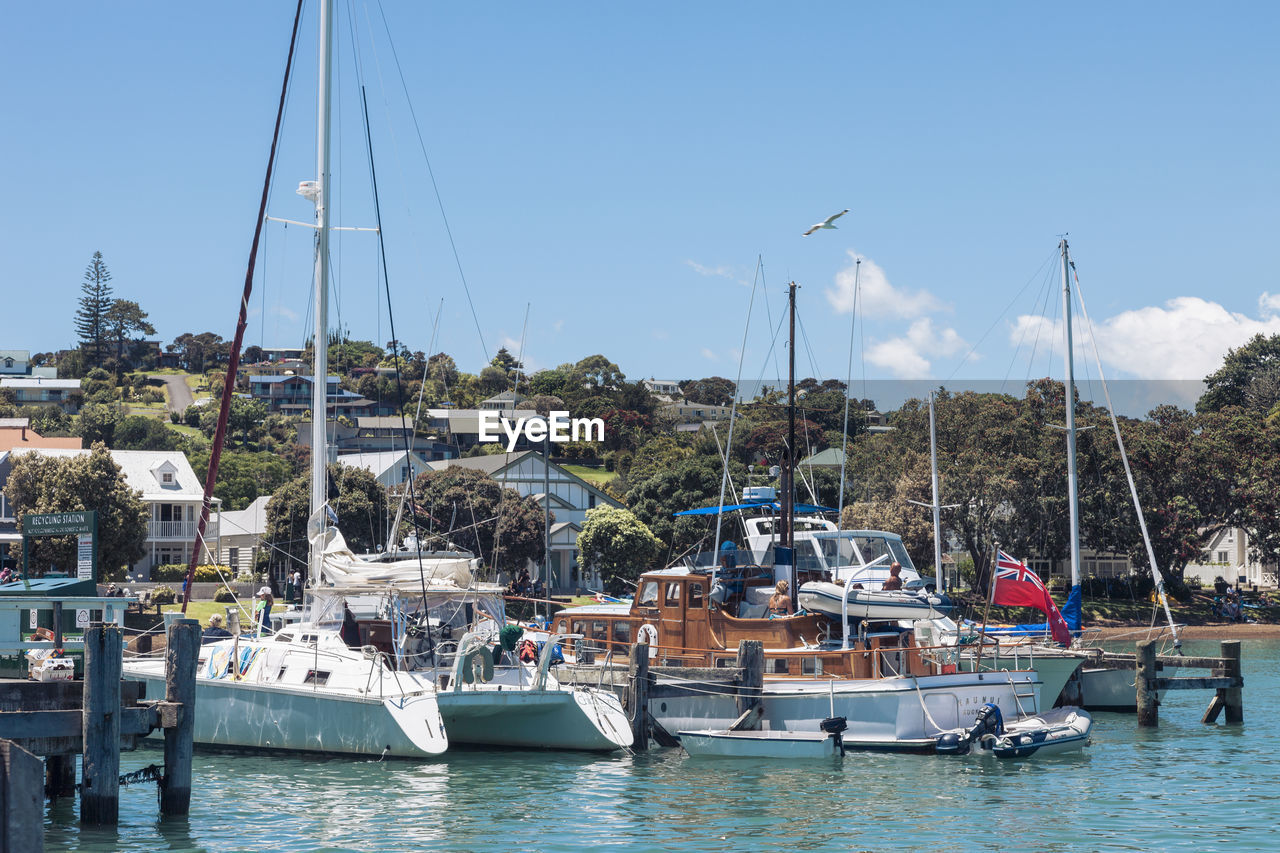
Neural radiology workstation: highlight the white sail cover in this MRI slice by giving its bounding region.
[310,524,479,589]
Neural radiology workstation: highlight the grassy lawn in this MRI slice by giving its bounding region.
[563,464,616,488]
[167,423,203,437]
[160,600,257,627]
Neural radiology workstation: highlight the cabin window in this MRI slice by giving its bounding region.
[612,622,631,645]
[304,670,331,685]
[664,583,681,607]
[689,582,704,608]
[276,666,288,681]
[275,633,294,643]
[765,658,789,674]
[572,620,588,636]
[801,657,823,675]
[638,581,659,606]
[591,621,609,642]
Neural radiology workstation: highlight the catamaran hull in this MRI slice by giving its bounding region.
[655,671,1041,751]
[436,688,631,751]
[128,668,449,757]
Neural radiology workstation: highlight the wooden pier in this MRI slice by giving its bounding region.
[1135,639,1243,727]
[0,619,198,850]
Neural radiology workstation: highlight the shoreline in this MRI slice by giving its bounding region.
[1091,622,1279,640]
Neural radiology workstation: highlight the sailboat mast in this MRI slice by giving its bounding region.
[309,0,335,582]
[929,391,943,589]
[781,282,797,551]
[1060,238,1082,590]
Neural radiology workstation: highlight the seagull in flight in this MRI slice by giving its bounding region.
[803,208,849,236]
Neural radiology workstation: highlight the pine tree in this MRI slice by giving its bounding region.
[74,251,114,368]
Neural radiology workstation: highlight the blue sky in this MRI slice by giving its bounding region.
[3,2,1277,399]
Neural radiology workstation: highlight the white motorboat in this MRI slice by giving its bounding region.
[798,580,951,621]
[680,717,848,759]
[935,703,1093,758]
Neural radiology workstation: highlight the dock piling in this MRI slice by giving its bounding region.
[734,640,764,730]
[1,739,44,853]
[1135,640,1159,727]
[80,625,122,825]
[627,643,651,751]
[160,619,199,817]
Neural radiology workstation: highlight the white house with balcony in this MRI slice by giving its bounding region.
[4,448,217,578]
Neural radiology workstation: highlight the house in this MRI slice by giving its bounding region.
[0,351,30,375]
[426,450,622,593]
[336,450,434,490]
[0,378,83,414]
[260,346,306,363]
[1184,527,1278,589]
[239,358,311,379]
[479,391,525,413]
[295,417,454,458]
[659,401,733,424]
[642,379,682,398]
[0,419,82,453]
[213,495,270,576]
[0,448,219,578]
[797,448,846,469]
[247,375,385,417]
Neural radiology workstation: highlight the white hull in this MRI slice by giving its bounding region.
[437,686,631,751]
[655,671,1040,752]
[679,729,840,759]
[1079,663,1175,712]
[798,582,950,621]
[988,708,1092,758]
[127,664,447,757]
[959,652,1082,707]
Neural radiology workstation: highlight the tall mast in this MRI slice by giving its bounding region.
[929,391,943,589]
[308,0,335,582]
[781,282,797,551]
[1061,239,1082,592]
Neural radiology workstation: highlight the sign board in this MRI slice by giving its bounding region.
[76,609,90,628]
[77,534,94,579]
[24,511,95,536]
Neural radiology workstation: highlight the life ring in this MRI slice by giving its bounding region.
[459,642,495,684]
[636,623,658,658]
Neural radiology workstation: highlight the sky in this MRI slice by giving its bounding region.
[2,2,1278,411]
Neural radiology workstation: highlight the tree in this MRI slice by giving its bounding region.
[408,467,545,575]
[102,299,156,376]
[6,442,147,578]
[263,463,390,573]
[188,448,294,511]
[680,377,736,406]
[626,453,748,559]
[839,452,937,572]
[74,251,114,368]
[576,506,662,594]
[168,332,227,374]
[1198,333,1280,414]
[113,415,180,451]
[77,402,124,446]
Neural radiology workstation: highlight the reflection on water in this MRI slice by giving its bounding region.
[46,639,1280,852]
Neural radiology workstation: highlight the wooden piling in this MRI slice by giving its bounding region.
[1135,639,1158,727]
[160,619,199,817]
[80,625,122,825]
[44,754,75,799]
[1,739,44,853]
[628,642,651,751]
[734,640,764,730]
[1221,640,1243,723]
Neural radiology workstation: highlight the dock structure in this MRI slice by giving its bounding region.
[0,618,198,847]
[568,639,766,749]
[1135,639,1243,727]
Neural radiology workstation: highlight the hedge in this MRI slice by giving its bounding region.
[151,563,232,583]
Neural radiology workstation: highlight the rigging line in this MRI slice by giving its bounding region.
[515,302,531,395]
[181,0,305,615]
[756,260,783,385]
[712,254,762,561]
[796,309,823,381]
[945,247,1058,382]
[374,0,490,363]
[1022,262,1060,389]
[754,306,791,396]
[1071,265,1180,648]
[1002,259,1055,390]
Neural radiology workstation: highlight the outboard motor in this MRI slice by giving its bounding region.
[820,716,848,756]
[936,703,1005,755]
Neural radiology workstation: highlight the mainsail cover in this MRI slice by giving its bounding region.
[308,519,478,588]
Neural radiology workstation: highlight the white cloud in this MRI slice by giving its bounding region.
[700,347,718,361]
[825,250,943,318]
[498,334,538,372]
[1011,295,1280,380]
[686,260,749,287]
[552,319,564,333]
[866,317,969,378]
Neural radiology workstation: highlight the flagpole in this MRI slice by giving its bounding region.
[975,543,998,669]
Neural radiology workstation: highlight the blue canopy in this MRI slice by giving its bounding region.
[674,500,836,517]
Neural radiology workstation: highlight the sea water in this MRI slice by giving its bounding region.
[46,639,1278,852]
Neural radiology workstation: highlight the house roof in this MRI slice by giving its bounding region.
[218,495,270,538]
[0,378,80,390]
[7,448,205,500]
[797,448,847,468]
[428,451,621,508]
[357,416,415,430]
[336,450,427,480]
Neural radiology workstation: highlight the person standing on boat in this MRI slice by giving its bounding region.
[882,562,904,591]
[767,580,793,616]
[254,587,275,633]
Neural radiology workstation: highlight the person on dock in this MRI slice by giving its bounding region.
[767,580,793,617]
[202,614,232,644]
[882,562,904,591]
[290,569,303,603]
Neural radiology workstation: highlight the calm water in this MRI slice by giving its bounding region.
[48,639,1277,852]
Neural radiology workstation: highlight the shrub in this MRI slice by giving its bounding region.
[151,585,177,605]
[214,585,236,603]
[1185,576,1203,590]
[151,563,230,583]
[170,411,181,424]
